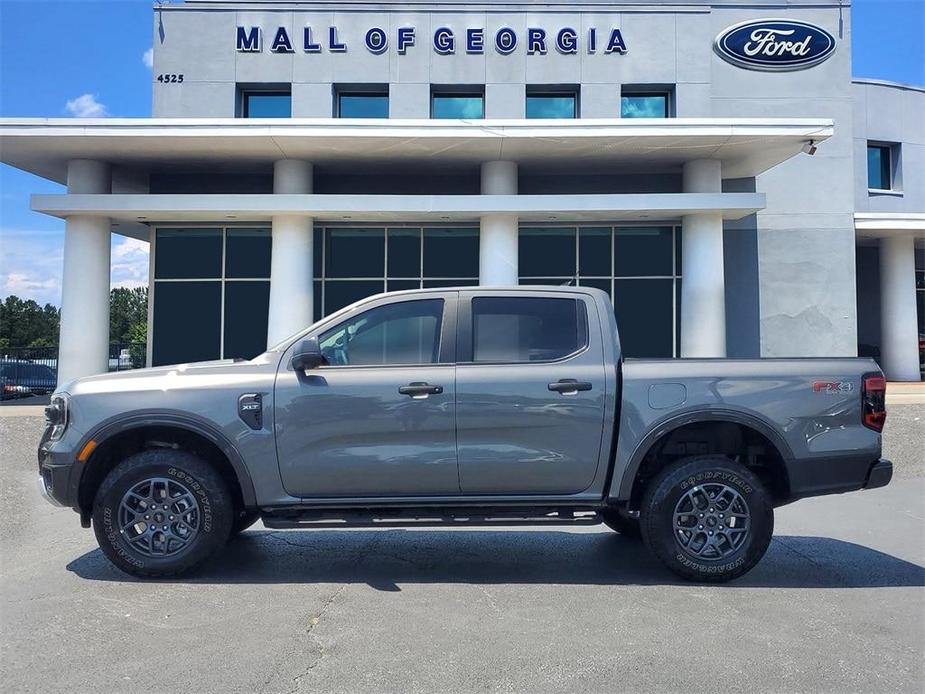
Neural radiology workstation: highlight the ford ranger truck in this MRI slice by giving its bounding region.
[37,287,892,582]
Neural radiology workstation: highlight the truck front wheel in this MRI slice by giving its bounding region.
[639,455,773,583]
[92,449,234,578]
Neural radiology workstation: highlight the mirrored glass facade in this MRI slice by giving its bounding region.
[519,225,681,357]
[153,224,682,364]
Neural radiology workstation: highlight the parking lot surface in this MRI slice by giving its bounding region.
[1,411,923,694]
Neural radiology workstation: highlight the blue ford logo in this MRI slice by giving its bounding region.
[714,18,836,71]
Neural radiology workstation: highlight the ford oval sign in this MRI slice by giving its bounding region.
[714,18,836,71]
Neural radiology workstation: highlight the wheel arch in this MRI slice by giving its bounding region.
[613,409,795,507]
[74,411,258,526]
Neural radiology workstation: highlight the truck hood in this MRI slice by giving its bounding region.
[59,353,281,397]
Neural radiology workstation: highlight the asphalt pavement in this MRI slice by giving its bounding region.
[1,411,923,693]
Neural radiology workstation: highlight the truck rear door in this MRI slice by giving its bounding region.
[455,290,607,494]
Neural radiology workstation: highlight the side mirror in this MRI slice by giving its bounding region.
[291,336,326,371]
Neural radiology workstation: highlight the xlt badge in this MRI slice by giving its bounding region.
[238,393,263,430]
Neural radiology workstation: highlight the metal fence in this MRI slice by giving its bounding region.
[0,343,146,396]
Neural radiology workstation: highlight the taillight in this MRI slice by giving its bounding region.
[862,372,886,432]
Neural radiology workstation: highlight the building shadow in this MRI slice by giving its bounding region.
[67,529,925,590]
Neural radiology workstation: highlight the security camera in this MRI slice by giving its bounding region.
[802,140,817,156]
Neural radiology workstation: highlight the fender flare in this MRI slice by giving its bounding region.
[72,410,258,511]
[612,407,796,501]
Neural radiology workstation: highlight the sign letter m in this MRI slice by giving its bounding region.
[237,26,262,52]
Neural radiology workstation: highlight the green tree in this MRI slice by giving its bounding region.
[110,287,148,344]
[0,296,60,347]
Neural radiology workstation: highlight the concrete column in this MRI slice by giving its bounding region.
[680,159,726,358]
[57,160,111,384]
[879,235,920,381]
[267,160,314,347]
[480,161,518,286]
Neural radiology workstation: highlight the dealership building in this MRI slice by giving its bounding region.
[1,0,923,383]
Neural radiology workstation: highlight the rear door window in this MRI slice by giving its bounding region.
[471,297,587,363]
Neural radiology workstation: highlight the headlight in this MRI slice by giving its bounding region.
[44,394,69,441]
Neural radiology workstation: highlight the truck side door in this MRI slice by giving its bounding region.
[274,293,460,498]
[455,291,608,494]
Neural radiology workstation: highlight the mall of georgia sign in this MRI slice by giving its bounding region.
[714,18,836,71]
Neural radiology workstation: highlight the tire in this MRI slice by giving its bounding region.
[92,448,234,578]
[599,509,641,538]
[639,455,773,583]
[231,509,261,536]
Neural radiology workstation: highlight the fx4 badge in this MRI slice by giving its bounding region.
[813,381,854,394]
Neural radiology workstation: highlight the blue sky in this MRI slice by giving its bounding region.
[1,0,923,306]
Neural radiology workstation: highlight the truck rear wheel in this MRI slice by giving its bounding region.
[92,449,233,578]
[639,455,773,583]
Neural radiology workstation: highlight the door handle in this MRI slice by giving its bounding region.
[548,379,592,395]
[399,382,444,398]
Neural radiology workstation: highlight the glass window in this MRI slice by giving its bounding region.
[432,92,484,119]
[155,228,223,279]
[614,279,674,358]
[319,299,444,366]
[867,144,892,190]
[614,227,674,277]
[423,227,479,278]
[526,93,577,119]
[387,279,421,293]
[621,93,669,118]
[519,228,576,278]
[326,228,384,278]
[338,92,389,118]
[324,280,385,315]
[241,90,291,118]
[471,297,586,363]
[578,227,611,276]
[223,281,271,360]
[387,229,421,277]
[152,281,222,366]
[225,228,271,278]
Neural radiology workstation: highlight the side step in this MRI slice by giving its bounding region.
[261,508,603,530]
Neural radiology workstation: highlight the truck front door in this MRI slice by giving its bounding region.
[455,292,608,495]
[274,293,459,498]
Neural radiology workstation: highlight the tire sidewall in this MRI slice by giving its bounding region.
[93,450,233,577]
[641,456,773,582]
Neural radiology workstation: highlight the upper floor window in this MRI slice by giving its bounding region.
[432,87,485,119]
[867,143,896,191]
[526,87,578,119]
[621,88,671,118]
[337,86,389,118]
[240,87,291,118]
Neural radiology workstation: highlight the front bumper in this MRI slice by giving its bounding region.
[37,432,81,509]
[37,473,65,507]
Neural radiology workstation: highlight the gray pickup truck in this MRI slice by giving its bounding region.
[38,287,892,582]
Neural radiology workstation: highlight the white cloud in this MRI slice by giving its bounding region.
[4,273,58,295]
[0,227,64,305]
[142,47,154,69]
[0,229,150,307]
[110,237,150,290]
[64,93,108,118]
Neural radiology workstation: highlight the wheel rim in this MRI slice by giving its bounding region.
[118,477,201,558]
[673,483,750,561]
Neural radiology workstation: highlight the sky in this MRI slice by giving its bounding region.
[0,0,923,307]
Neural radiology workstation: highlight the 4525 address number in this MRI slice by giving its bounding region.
[156,74,184,83]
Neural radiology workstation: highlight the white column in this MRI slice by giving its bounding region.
[480,161,518,286]
[267,160,314,347]
[680,159,726,358]
[879,235,920,381]
[57,160,111,385]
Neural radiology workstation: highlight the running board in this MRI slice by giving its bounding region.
[261,509,603,530]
